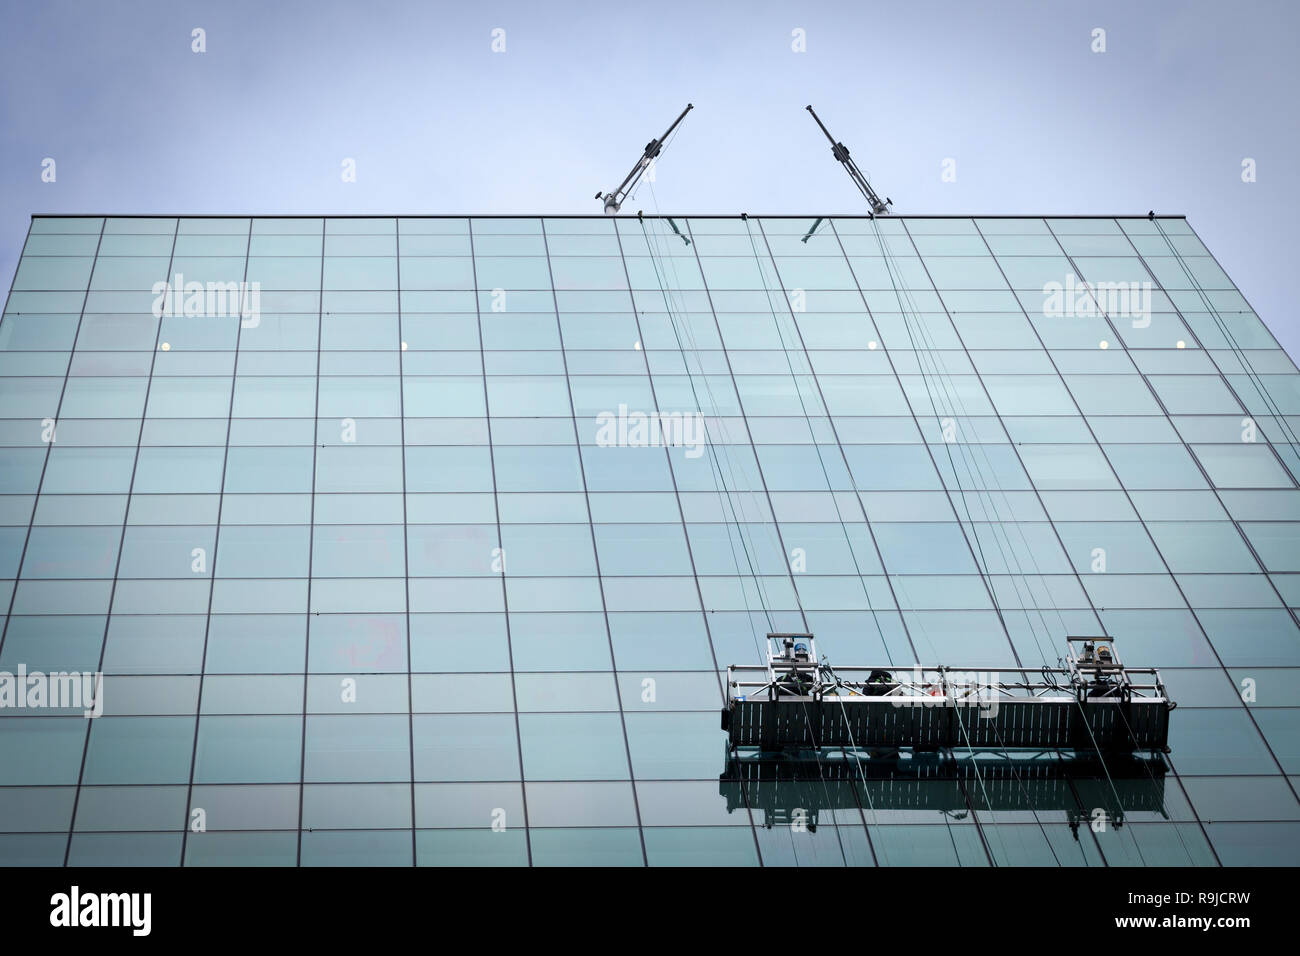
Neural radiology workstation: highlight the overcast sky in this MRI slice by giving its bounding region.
[2,0,1296,353]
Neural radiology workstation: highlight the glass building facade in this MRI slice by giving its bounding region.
[0,213,1296,867]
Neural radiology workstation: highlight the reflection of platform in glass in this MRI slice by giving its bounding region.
[723,636,1174,755]
[718,751,1170,834]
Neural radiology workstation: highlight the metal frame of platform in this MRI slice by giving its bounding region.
[722,635,1174,755]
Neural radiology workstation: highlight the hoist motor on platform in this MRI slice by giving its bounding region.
[721,635,1174,755]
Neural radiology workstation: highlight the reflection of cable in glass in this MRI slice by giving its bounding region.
[1151,217,1300,466]
[638,216,772,657]
[867,216,1058,670]
[744,216,902,667]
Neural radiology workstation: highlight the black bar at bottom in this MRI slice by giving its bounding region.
[1,866,1276,939]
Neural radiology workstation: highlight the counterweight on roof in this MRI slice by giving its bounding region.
[805,105,893,215]
[722,635,1174,754]
[596,104,693,215]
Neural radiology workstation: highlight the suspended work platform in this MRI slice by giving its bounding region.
[722,635,1174,755]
